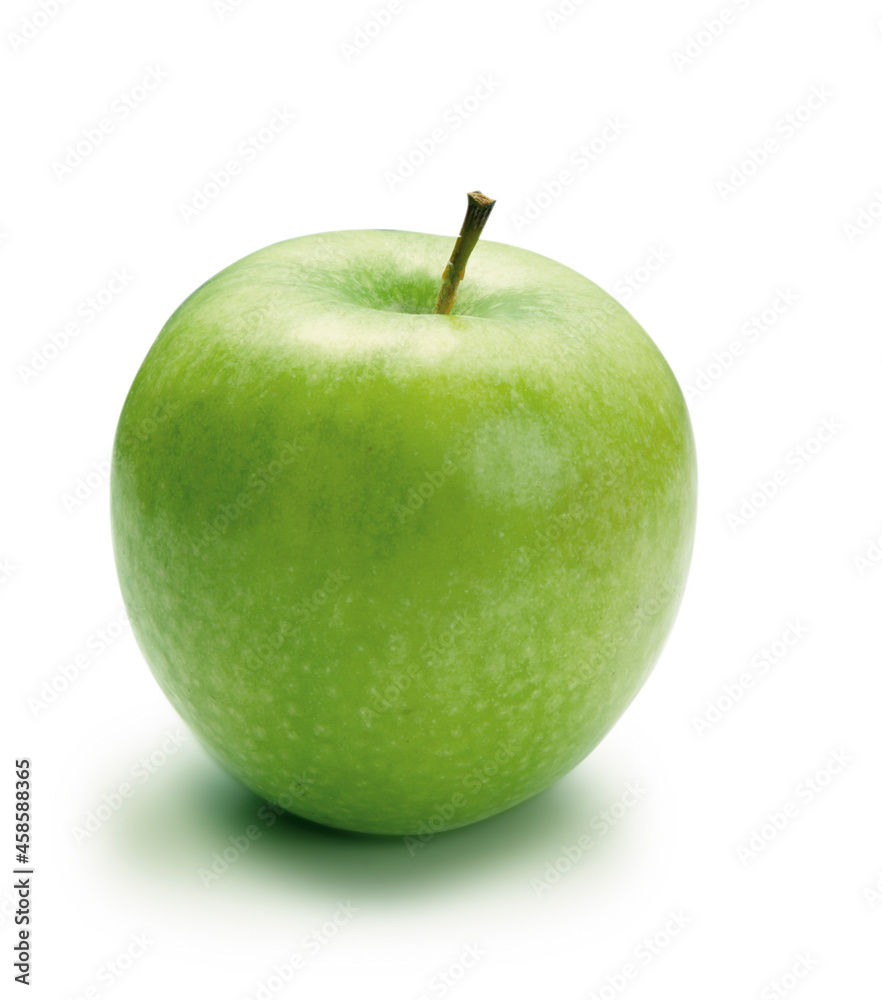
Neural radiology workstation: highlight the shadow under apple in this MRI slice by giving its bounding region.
[107,738,642,906]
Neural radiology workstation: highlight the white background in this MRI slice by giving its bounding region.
[4,0,882,997]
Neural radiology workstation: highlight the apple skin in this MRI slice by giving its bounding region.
[110,230,696,836]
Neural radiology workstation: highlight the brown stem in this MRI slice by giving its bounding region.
[432,190,496,315]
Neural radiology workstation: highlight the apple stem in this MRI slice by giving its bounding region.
[432,190,496,315]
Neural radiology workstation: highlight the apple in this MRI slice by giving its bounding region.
[111,193,696,835]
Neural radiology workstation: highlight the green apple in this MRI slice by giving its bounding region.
[111,194,696,836]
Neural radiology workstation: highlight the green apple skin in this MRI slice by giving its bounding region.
[110,230,696,836]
